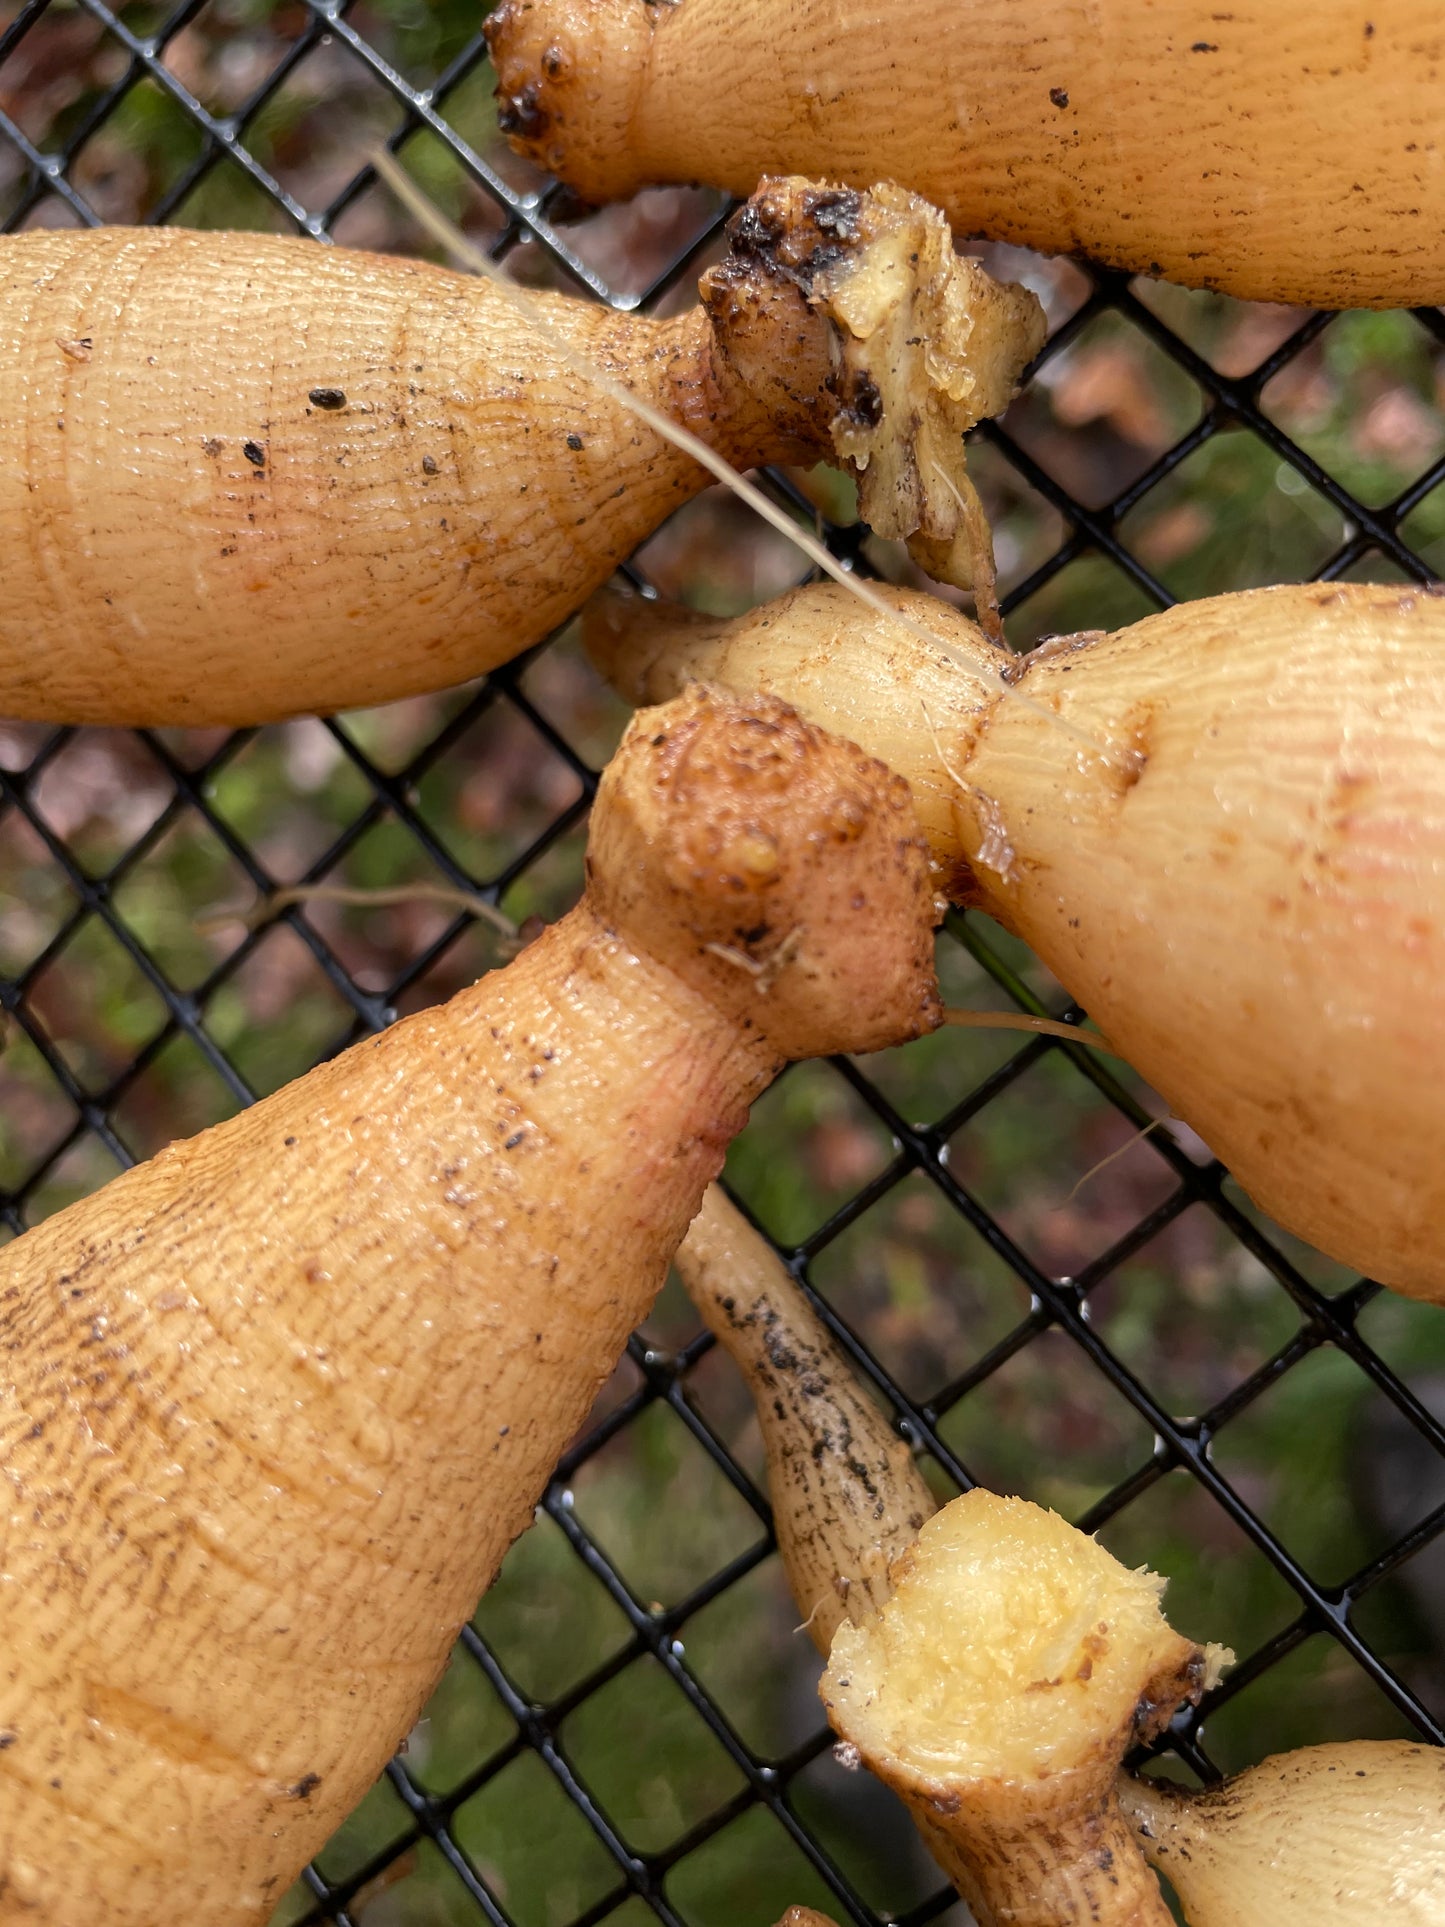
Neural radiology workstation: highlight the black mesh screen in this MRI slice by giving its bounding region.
[1,5,1442,1924]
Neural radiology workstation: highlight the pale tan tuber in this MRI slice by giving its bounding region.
[676,1182,936,1652]
[0,179,1040,726]
[0,688,941,1924]
[1120,1741,1445,1924]
[487,0,1445,309]
[822,1492,1224,1927]
[587,578,1445,1303]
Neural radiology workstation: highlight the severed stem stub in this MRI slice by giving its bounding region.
[677,1189,1231,1927]
[821,1493,1230,1927]
[675,1184,937,1653]
[698,177,1045,637]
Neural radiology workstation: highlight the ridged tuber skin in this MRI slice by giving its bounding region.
[1119,1742,1445,1924]
[822,1493,1224,1927]
[675,1183,937,1652]
[585,578,1445,1305]
[0,688,941,1926]
[486,0,1445,310]
[0,179,1041,726]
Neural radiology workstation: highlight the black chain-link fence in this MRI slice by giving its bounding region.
[2,4,1444,1924]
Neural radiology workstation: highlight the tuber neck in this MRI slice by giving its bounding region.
[913,1785,1175,1927]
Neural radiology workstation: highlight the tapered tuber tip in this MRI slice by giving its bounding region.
[587,685,943,1060]
[485,0,654,200]
[582,584,728,708]
[1120,1741,1445,1922]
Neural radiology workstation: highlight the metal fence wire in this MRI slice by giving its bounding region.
[2,2,1445,1923]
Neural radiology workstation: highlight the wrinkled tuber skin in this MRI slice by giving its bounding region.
[0,689,940,1926]
[1120,1742,1445,1926]
[485,0,1445,309]
[585,577,1445,1306]
[676,1184,937,1651]
[0,178,1039,725]
[822,1494,1222,1927]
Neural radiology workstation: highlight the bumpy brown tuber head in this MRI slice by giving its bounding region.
[586,685,943,1059]
[486,0,653,203]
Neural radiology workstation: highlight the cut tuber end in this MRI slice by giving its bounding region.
[699,178,1045,627]
[587,685,942,1061]
[825,1492,1208,1790]
[822,1490,1221,1926]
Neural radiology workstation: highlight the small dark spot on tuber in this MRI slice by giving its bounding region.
[422,454,438,475]
[243,441,266,468]
[566,432,584,450]
[288,1773,322,1800]
[1049,86,1070,107]
[498,81,547,139]
[308,386,346,410]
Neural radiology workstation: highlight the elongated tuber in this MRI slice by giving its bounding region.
[0,178,1040,726]
[0,688,941,1924]
[676,1182,936,1651]
[1120,1742,1445,1924]
[682,1197,1222,1923]
[587,579,1445,1303]
[486,0,1445,309]
[822,1492,1224,1927]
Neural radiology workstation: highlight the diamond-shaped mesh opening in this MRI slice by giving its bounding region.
[2,4,1442,1923]
[1006,307,1206,511]
[1261,309,1445,509]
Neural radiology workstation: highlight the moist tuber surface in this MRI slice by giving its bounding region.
[0,688,940,1925]
[587,578,1445,1304]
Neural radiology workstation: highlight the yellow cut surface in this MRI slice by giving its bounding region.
[827,1492,1200,1782]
